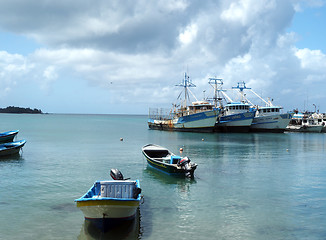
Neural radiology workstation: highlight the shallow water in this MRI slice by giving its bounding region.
[0,113,325,239]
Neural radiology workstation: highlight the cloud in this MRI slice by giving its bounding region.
[0,0,326,113]
[0,51,33,96]
[295,48,326,70]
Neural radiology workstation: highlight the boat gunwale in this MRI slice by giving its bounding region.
[0,130,19,137]
[75,179,142,204]
[141,144,180,167]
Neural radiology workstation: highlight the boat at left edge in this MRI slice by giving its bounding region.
[0,139,26,157]
[75,169,142,231]
[148,73,219,132]
[0,130,19,143]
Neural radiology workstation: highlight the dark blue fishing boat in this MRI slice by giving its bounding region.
[0,139,26,157]
[0,130,19,143]
[142,144,197,178]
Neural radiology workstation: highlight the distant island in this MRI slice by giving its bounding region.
[0,106,43,114]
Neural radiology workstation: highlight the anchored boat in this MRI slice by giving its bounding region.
[148,73,219,132]
[142,144,197,178]
[208,78,255,132]
[75,169,142,231]
[0,140,26,157]
[286,113,323,133]
[226,81,293,133]
[0,130,19,143]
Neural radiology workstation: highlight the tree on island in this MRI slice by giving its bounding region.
[0,106,43,114]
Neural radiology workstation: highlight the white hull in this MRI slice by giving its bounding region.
[286,125,323,133]
[217,118,253,127]
[79,204,138,219]
[149,110,218,132]
[250,114,292,132]
[173,111,217,129]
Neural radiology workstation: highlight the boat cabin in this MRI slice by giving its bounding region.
[188,101,214,113]
[224,102,250,115]
[256,106,282,116]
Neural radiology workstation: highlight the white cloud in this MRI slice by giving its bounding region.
[0,51,33,97]
[0,0,326,113]
[295,48,326,70]
[220,0,276,26]
[179,23,198,45]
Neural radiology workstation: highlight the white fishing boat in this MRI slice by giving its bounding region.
[311,112,326,132]
[228,81,293,133]
[216,102,256,132]
[208,78,255,132]
[250,106,293,132]
[148,73,219,132]
[286,113,323,133]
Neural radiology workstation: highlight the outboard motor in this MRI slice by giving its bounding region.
[110,168,124,180]
[133,187,142,199]
[177,157,195,178]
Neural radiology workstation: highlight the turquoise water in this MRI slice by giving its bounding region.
[0,113,325,239]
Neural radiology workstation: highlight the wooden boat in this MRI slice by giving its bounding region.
[142,144,197,178]
[0,140,26,157]
[0,130,19,143]
[75,169,142,231]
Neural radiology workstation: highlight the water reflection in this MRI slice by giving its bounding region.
[78,209,141,240]
[144,166,196,186]
[0,153,24,163]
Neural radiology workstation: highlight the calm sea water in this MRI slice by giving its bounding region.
[0,113,325,240]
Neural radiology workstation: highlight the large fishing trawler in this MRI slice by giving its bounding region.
[208,78,255,132]
[231,81,293,133]
[148,73,219,132]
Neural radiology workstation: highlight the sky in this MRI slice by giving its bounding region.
[1,0,326,114]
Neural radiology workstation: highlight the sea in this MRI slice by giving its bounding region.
[0,113,325,240]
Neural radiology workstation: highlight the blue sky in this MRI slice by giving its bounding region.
[290,3,326,52]
[0,0,326,114]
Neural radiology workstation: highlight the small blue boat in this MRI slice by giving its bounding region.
[142,144,197,178]
[0,130,19,143]
[75,169,142,231]
[0,139,26,157]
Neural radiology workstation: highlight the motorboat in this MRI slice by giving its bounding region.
[142,144,197,178]
[75,169,142,231]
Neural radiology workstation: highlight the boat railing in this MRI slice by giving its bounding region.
[149,108,174,120]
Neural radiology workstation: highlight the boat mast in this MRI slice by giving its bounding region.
[231,81,252,104]
[208,77,223,108]
[232,81,276,107]
[176,72,196,108]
